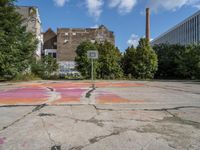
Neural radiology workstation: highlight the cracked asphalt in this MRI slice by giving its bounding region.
[0,80,200,150]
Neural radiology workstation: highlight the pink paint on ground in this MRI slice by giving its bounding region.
[0,88,48,105]
[96,91,144,104]
[52,88,87,104]
[46,83,90,89]
[95,82,145,88]
[0,137,6,144]
[45,82,145,88]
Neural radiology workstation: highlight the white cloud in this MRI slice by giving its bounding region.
[149,0,200,12]
[52,0,200,20]
[127,34,140,47]
[109,0,137,14]
[86,0,104,20]
[90,24,99,28]
[53,0,69,7]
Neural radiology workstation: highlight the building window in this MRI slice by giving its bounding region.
[47,52,57,58]
[53,53,57,58]
[64,39,68,43]
[91,40,95,43]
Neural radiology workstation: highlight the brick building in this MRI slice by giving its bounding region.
[43,25,115,74]
[43,28,57,58]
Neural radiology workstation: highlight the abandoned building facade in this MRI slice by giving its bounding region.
[43,25,115,73]
[16,5,115,74]
[16,6,43,59]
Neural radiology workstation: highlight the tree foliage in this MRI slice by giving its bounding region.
[97,41,123,79]
[31,56,59,79]
[154,44,200,79]
[122,38,158,79]
[0,0,37,79]
[75,41,98,79]
[75,41,123,79]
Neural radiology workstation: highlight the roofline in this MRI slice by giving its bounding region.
[15,6,39,8]
[151,10,200,43]
[57,27,100,30]
[44,28,56,34]
[57,27,113,32]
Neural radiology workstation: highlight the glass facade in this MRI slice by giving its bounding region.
[151,11,200,46]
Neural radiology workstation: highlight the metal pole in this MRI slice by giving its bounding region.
[91,58,94,88]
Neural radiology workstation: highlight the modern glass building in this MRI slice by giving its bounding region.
[151,10,200,46]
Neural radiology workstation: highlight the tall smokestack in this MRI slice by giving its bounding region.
[146,8,150,42]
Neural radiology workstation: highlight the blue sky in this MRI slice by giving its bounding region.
[16,0,200,51]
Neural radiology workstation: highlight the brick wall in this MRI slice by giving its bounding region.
[57,25,115,61]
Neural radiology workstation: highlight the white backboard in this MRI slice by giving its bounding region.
[87,50,99,59]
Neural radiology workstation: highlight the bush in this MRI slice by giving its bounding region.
[154,44,200,79]
[31,56,59,79]
[13,73,40,81]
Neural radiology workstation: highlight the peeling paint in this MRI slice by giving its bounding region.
[51,89,87,104]
[0,82,145,105]
[0,88,48,105]
[0,137,6,144]
[97,92,144,104]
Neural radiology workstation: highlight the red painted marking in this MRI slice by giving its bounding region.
[51,88,87,104]
[0,88,48,105]
[46,83,90,88]
[0,82,145,105]
[0,137,6,145]
[109,83,144,87]
[97,92,144,104]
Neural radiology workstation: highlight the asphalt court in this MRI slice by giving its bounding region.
[0,81,200,107]
[0,81,200,150]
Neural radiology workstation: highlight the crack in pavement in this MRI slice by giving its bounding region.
[45,87,61,104]
[89,130,121,144]
[0,104,46,132]
[32,104,46,112]
[40,117,57,146]
[69,146,84,150]
[91,105,200,112]
[1,104,199,111]
[46,87,54,92]
[38,113,56,117]
[160,110,200,129]
[68,129,125,150]
[90,105,200,128]
[60,115,106,127]
[68,127,152,150]
[85,87,96,98]
[147,85,200,95]
[40,118,62,150]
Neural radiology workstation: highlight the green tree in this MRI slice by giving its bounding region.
[122,46,137,78]
[0,0,37,79]
[123,38,158,79]
[154,44,185,79]
[75,41,123,79]
[75,41,98,79]
[97,41,123,79]
[31,56,58,79]
[154,44,200,79]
